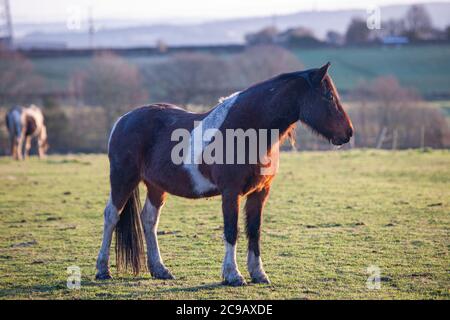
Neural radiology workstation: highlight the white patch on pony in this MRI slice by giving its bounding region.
[141,198,164,267]
[96,195,120,275]
[247,251,264,276]
[183,92,240,195]
[223,241,238,272]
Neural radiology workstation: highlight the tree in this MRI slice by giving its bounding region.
[277,27,323,48]
[0,49,43,105]
[405,5,432,39]
[142,46,303,107]
[349,76,450,149]
[326,30,344,46]
[245,26,278,46]
[232,45,303,86]
[155,39,168,53]
[345,18,371,44]
[77,52,148,126]
[384,19,406,36]
[143,52,232,106]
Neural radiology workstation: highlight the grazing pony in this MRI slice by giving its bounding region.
[96,63,353,286]
[5,105,49,160]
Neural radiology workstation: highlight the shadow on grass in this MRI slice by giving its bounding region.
[159,282,224,293]
[0,283,67,298]
[46,159,91,165]
[0,278,135,298]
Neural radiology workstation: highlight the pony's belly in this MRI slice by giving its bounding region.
[151,179,220,199]
[145,163,220,199]
[168,187,221,199]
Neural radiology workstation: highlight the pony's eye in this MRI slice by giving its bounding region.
[326,91,333,101]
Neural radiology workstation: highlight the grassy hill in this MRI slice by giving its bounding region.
[294,45,450,97]
[0,150,448,299]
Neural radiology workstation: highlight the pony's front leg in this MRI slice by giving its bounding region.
[222,191,246,286]
[95,197,120,279]
[16,136,24,161]
[141,189,174,279]
[245,187,270,284]
[10,136,17,160]
[24,136,31,159]
[37,126,48,159]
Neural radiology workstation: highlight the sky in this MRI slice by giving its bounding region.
[8,0,449,24]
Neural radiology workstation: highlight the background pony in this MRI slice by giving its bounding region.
[5,105,49,160]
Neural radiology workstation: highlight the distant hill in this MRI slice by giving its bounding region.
[15,2,450,48]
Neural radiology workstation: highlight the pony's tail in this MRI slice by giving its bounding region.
[115,187,146,275]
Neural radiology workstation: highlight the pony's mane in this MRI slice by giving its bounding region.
[324,75,340,101]
[281,124,297,149]
[218,91,240,104]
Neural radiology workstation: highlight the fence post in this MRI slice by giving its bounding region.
[420,126,425,149]
[376,126,387,149]
[392,128,398,150]
[350,136,355,149]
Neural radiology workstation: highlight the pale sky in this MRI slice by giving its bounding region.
[9,0,449,23]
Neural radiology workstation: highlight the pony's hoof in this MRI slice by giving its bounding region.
[151,267,175,280]
[222,275,247,287]
[251,274,270,284]
[95,272,113,280]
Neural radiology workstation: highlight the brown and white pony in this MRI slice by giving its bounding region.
[95,63,353,286]
[5,104,49,160]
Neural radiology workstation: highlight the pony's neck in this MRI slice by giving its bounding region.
[242,75,304,138]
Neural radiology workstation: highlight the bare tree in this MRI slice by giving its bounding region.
[349,76,450,148]
[142,46,303,106]
[232,45,303,87]
[0,50,43,105]
[345,18,371,44]
[384,19,406,36]
[76,52,148,126]
[405,5,433,39]
[245,26,278,46]
[143,52,232,106]
[326,30,344,46]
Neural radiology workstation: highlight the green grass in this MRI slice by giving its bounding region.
[0,150,449,299]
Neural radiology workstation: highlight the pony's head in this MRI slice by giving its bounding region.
[298,63,353,145]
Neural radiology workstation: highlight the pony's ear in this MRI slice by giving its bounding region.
[311,62,331,86]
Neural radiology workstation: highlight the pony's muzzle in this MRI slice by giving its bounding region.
[332,128,353,145]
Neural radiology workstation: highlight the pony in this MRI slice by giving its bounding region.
[5,104,49,160]
[95,63,353,286]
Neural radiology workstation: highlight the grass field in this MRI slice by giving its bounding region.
[0,150,449,299]
[31,45,450,97]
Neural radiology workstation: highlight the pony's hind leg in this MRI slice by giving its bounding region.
[96,161,144,279]
[95,195,120,279]
[141,184,174,279]
[245,187,270,284]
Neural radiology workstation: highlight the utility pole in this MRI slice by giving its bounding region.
[88,6,94,48]
[0,0,13,49]
[271,13,277,29]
